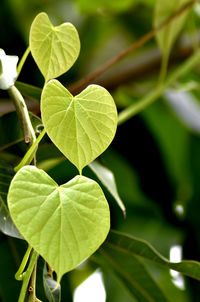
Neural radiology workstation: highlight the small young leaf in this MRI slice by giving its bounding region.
[7,166,110,283]
[154,0,192,58]
[41,80,118,173]
[29,12,80,81]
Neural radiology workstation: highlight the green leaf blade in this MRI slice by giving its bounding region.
[0,162,23,239]
[105,230,200,281]
[95,246,169,302]
[29,12,80,81]
[154,0,192,58]
[41,80,118,172]
[8,166,110,282]
[15,81,41,101]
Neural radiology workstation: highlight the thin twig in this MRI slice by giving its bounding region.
[118,50,200,125]
[18,250,38,302]
[28,262,37,302]
[14,128,46,172]
[70,0,197,94]
[98,37,195,91]
[15,245,32,281]
[17,46,30,79]
[0,138,24,152]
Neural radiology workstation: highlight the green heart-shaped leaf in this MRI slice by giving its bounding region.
[29,12,80,81]
[7,166,110,282]
[41,80,118,173]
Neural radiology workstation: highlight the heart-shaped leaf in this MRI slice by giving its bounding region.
[29,12,80,81]
[41,80,118,173]
[7,166,110,282]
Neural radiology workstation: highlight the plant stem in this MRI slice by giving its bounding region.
[17,46,30,78]
[118,50,200,125]
[157,52,169,87]
[15,245,32,281]
[18,250,38,302]
[0,138,24,152]
[14,128,46,172]
[9,48,42,301]
[47,263,54,279]
[8,86,36,145]
[8,82,40,301]
[28,262,37,302]
[70,0,197,94]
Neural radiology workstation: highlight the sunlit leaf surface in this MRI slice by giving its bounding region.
[30,12,80,81]
[41,80,118,173]
[8,166,110,282]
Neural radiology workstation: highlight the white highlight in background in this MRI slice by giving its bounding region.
[73,270,106,302]
[169,245,185,290]
[175,204,184,216]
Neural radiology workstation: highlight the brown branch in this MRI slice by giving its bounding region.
[0,33,197,117]
[0,38,195,116]
[98,35,197,91]
[69,0,197,95]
